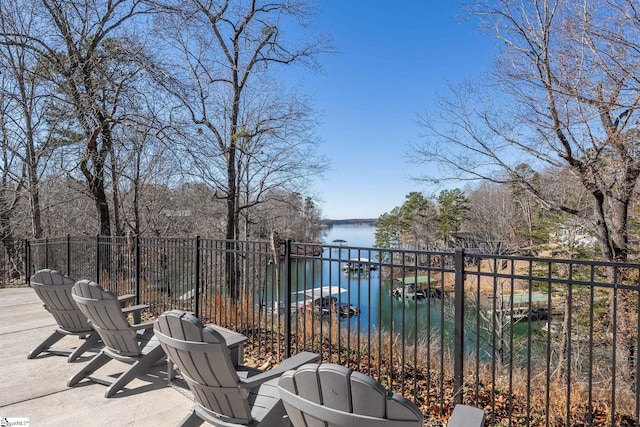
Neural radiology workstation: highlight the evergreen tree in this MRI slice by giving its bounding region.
[436,189,469,247]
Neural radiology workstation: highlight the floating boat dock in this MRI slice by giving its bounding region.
[342,258,378,273]
[392,275,444,299]
[293,286,360,317]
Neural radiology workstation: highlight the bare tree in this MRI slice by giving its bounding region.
[116,122,177,236]
[13,0,154,236]
[465,182,519,252]
[232,78,326,240]
[154,0,328,241]
[415,0,640,262]
[0,1,63,277]
[0,92,25,278]
[153,0,329,296]
[0,0,54,239]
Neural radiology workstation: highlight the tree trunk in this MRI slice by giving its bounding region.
[224,139,238,298]
[608,178,635,262]
[26,163,42,238]
[87,172,111,237]
[224,63,241,299]
[22,91,43,239]
[110,149,123,236]
[79,126,112,237]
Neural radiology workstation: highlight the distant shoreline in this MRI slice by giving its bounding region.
[322,218,377,226]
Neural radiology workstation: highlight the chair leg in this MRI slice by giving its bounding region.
[68,350,111,387]
[28,330,65,359]
[67,332,101,362]
[178,407,205,427]
[104,345,166,398]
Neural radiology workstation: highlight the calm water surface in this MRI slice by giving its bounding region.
[286,224,449,343]
[322,224,376,247]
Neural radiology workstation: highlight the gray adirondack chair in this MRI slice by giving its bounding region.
[153,309,321,427]
[28,269,101,362]
[68,279,166,398]
[277,363,486,427]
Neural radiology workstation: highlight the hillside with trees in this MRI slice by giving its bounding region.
[0,0,330,279]
[375,178,613,261]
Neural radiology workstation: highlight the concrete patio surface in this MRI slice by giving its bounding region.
[0,286,193,427]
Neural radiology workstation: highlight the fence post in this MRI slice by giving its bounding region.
[135,235,141,305]
[284,239,292,359]
[194,236,201,318]
[24,239,30,285]
[66,234,71,276]
[95,235,100,282]
[454,248,465,405]
[45,237,49,269]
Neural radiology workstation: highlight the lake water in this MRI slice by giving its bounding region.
[322,223,376,247]
[286,224,449,344]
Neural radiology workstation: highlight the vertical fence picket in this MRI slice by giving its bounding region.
[284,239,292,359]
[24,239,30,284]
[66,234,71,276]
[194,236,201,318]
[44,237,49,268]
[454,248,465,405]
[95,235,100,282]
[135,235,141,305]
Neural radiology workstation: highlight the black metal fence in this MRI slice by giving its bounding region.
[25,235,640,426]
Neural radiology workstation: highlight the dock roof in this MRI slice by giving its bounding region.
[501,292,548,305]
[398,275,438,285]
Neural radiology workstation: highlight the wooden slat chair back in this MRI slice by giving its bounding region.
[72,279,139,356]
[279,364,486,427]
[28,269,99,361]
[68,279,165,397]
[154,310,321,427]
[277,363,424,427]
[31,269,90,332]
[155,310,252,423]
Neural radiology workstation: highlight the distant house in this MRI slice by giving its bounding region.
[552,226,597,247]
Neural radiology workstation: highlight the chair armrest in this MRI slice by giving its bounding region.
[274,351,321,371]
[238,351,320,389]
[122,304,148,325]
[117,294,136,307]
[130,321,155,331]
[448,404,485,427]
[121,304,149,314]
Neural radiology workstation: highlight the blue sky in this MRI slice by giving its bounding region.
[289,1,498,220]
